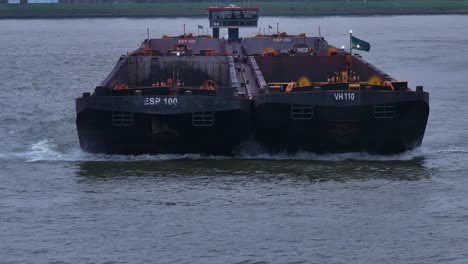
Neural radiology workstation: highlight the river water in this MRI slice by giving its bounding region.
[0,15,467,263]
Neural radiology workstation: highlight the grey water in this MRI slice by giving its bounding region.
[0,15,467,264]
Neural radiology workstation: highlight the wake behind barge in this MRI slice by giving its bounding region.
[76,6,429,155]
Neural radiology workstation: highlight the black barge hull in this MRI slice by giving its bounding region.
[253,91,429,154]
[76,95,252,155]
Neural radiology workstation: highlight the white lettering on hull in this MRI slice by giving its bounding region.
[144,97,178,106]
[334,93,355,101]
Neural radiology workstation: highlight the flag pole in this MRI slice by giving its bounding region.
[349,30,353,83]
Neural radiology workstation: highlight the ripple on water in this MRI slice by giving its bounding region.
[1,16,468,264]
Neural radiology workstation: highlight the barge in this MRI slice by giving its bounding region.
[76,5,429,155]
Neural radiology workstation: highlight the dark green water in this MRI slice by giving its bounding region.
[1,15,467,263]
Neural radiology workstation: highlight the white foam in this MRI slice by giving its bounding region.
[234,140,426,161]
[235,149,424,161]
[0,139,72,162]
[0,140,229,162]
[26,139,64,162]
[435,148,468,154]
[0,139,431,163]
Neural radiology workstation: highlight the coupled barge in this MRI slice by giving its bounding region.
[75,52,252,155]
[76,6,429,154]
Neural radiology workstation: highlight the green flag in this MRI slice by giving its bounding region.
[351,35,371,52]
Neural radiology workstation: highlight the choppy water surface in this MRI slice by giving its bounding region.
[1,16,468,263]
